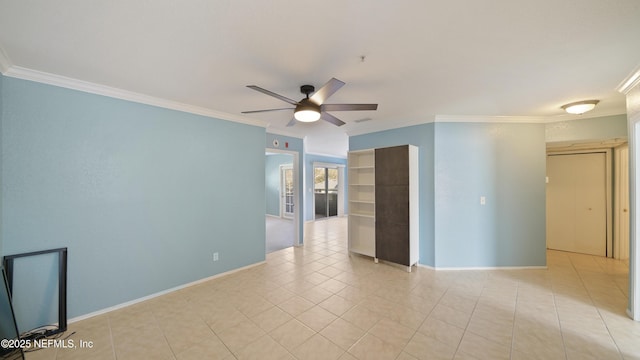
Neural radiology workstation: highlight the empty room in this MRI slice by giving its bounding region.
[1,1,640,359]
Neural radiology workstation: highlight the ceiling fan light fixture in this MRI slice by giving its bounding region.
[294,109,321,122]
[294,99,321,122]
[561,100,599,115]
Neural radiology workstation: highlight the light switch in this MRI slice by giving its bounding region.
[480,196,486,205]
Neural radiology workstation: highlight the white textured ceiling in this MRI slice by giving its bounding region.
[1,0,639,157]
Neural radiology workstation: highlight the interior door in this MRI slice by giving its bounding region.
[281,165,294,219]
[615,145,630,259]
[547,153,607,256]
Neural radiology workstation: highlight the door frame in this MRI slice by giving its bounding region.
[266,149,301,247]
[630,121,640,321]
[546,149,613,257]
[312,162,345,220]
[617,65,640,320]
[614,144,630,260]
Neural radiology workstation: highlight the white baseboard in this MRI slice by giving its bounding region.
[69,260,266,324]
[417,263,435,270]
[417,263,547,271]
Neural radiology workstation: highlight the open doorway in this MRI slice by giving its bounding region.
[313,163,345,220]
[546,140,629,259]
[314,167,338,219]
[547,139,640,320]
[266,151,298,253]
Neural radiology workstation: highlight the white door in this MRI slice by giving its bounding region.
[547,153,607,256]
[281,165,294,219]
[615,145,630,260]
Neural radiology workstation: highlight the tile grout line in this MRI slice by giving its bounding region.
[448,286,478,358]
[509,281,518,359]
[549,275,570,360]
[106,315,117,360]
[569,253,626,359]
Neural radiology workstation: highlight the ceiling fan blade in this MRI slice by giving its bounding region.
[321,112,346,126]
[246,85,299,106]
[286,118,297,127]
[241,108,294,114]
[309,78,345,105]
[321,104,378,111]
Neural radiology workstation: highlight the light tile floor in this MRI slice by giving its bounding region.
[25,217,640,359]
[266,216,295,253]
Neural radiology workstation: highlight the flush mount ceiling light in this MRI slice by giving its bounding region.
[561,100,599,115]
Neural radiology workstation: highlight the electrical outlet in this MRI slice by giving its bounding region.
[213,252,219,262]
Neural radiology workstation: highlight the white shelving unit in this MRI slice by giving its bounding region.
[348,149,377,260]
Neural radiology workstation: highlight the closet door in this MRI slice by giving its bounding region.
[546,153,607,256]
[375,146,410,265]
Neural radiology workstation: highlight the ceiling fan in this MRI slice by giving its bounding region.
[242,78,377,127]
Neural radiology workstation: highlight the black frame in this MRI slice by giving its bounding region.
[0,267,24,359]
[2,248,67,338]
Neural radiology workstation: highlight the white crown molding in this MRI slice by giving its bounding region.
[264,125,304,139]
[435,114,551,123]
[0,46,12,73]
[2,65,268,128]
[346,117,436,137]
[617,64,640,95]
[436,112,626,124]
[346,111,628,138]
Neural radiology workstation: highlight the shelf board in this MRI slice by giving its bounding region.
[349,213,375,219]
[349,166,374,170]
[349,200,375,204]
[349,183,375,186]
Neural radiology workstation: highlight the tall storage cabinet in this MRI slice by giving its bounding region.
[348,145,419,271]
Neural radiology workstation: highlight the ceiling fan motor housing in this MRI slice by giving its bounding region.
[300,85,315,97]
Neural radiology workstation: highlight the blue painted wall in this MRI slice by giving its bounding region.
[350,124,436,266]
[304,154,348,222]
[266,133,304,244]
[546,114,628,143]
[434,122,546,267]
[1,76,266,329]
[350,121,546,268]
[265,154,293,217]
